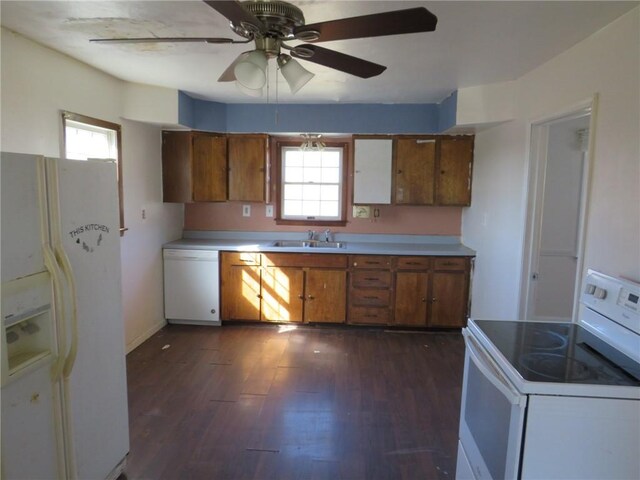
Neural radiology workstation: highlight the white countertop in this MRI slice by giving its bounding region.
[164,231,476,257]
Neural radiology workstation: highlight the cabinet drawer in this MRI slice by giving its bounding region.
[350,255,393,269]
[262,253,347,268]
[352,270,392,288]
[349,307,390,325]
[351,289,390,307]
[433,257,467,271]
[223,252,261,266]
[397,256,431,270]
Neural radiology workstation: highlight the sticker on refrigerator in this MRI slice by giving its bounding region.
[69,223,110,253]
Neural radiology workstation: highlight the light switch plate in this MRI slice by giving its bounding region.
[265,205,274,217]
[353,205,371,218]
[242,205,251,217]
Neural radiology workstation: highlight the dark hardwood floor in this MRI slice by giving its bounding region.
[122,324,465,479]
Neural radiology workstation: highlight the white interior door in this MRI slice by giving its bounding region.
[525,112,591,322]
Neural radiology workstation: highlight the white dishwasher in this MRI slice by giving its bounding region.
[163,249,220,325]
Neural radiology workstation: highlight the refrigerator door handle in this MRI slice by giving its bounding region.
[58,247,78,378]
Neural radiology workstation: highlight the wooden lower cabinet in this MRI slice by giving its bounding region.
[220,252,471,328]
[261,266,304,322]
[221,265,262,321]
[394,271,429,327]
[305,269,346,323]
[221,252,347,324]
[430,271,468,327]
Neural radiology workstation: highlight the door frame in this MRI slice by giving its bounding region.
[519,95,599,321]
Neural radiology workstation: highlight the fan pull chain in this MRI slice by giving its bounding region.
[275,63,279,125]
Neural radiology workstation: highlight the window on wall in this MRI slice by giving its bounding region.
[276,140,348,225]
[61,111,126,235]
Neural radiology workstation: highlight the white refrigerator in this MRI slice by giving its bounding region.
[1,152,129,479]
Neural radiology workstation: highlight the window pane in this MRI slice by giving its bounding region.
[303,167,322,183]
[302,151,322,167]
[320,185,339,201]
[284,184,303,200]
[285,150,303,166]
[321,152,340,168]
[321,167,340,183]
[285,166,304,183]
[301,184,321,201]
[284,200,302,216]
[302,201,320,216]
[320,201,339,217]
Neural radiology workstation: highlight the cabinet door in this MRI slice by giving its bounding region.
[162,131,192,203]
[228,135,266,202]
[437,136,473,205]
[261,267,304,322]
[394,272,429,327]
[353,139,393,204]
[192,134,227,201]
[395,138,436,205]
[304,269,346,323]
[221,265,261,321]
[429,271,468,327]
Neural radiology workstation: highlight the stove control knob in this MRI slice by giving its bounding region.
[585,283,596,295]
[594,287,607,300]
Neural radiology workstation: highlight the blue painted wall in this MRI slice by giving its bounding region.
[178,91,459,134]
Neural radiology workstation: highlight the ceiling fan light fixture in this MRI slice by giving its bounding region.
[234,49,268,89]
[277,54,314,94]
[235,81,263,97]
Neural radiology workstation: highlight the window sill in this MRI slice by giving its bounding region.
[275,219,347,227]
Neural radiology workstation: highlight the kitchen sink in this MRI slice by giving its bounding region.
[271,240,346,249]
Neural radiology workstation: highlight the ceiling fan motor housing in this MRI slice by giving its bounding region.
[232,0,305,39]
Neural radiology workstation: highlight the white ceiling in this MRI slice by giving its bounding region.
[1,1,637,104]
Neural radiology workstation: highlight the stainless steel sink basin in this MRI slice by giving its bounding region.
[271,240,346,249]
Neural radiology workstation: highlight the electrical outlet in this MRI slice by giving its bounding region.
[265,205,274,217]
[353,205,371,218]
[242,205,251,217]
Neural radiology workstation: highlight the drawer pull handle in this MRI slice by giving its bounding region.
[363,296,378,299]
[406,262,422,265]
[364,261,380,265]
[364,277,380,281]
[364,314,377,318]
[442,261,457,266]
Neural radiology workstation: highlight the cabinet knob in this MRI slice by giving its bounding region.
[432,297,437,303]
[397,169,403,174]
[307,295,315,300]
[353,262,358,267]
[298,295,304,300]
[421,298,427,303]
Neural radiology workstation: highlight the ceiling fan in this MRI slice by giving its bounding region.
[90,0,438,96]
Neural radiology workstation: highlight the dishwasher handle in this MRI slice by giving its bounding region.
[163,249,219,261]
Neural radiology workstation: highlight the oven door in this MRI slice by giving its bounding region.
[457,329,527,480]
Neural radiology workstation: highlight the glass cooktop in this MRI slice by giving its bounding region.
[474,320,640,387]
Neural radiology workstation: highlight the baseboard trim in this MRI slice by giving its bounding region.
[126,320,167,354]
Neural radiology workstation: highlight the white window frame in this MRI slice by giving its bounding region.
[279,145,344,222]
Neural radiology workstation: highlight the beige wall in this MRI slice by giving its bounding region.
[1,28,184,351]
[463,7,640,319]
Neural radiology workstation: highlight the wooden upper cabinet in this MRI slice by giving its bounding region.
[394,138,436,205]
[437,136,474,206]
[162,131,193,203]
[162,131,227,203]
[192,134,227,201]
[228,135,267,202]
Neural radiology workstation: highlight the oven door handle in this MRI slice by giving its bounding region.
[463,329,523,405]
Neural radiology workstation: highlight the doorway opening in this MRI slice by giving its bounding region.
[521,100,596,322]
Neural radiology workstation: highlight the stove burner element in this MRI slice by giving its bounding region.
[518,353,594,382]
[523,328,568,351]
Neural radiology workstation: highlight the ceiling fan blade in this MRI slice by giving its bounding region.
[203,0,264,33]
[294,7,437,43]
[90,37,243,44]
[217,51,251,82]
[290,45,386,79]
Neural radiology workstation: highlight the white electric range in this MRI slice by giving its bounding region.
[456,269,640,480]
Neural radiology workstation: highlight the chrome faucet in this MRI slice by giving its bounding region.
[323,229,332,242]
[307,230,316,240]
